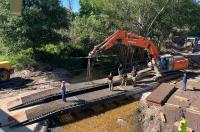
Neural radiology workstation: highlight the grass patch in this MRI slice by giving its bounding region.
[0,55,9,62]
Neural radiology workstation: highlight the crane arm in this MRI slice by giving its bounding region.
[88,31,160,59]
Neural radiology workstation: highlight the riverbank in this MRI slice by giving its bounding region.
[137,92,161,132]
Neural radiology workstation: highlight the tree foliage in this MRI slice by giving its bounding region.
[1,0,200,62]
[71,0,200,51]
[0,0,71,53]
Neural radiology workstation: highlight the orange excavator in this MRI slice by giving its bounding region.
[88,31,189,81]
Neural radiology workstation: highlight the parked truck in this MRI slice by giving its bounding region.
[0,61,14,81]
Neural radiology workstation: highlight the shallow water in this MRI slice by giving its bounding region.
[65,66,143,132]
[63,101,143,132]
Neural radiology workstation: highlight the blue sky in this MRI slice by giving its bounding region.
[61,0,200,12]
[61,0,80,12]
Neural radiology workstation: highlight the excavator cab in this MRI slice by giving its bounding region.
[158,54,188,72]
[159,54,173,72]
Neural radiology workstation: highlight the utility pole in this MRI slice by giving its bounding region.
[67,0,72,11]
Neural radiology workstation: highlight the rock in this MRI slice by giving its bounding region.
[140,92,152,101]
[150,115,154,120]
[117,118,126,126]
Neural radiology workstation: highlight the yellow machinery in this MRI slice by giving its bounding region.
[0,61,14,81]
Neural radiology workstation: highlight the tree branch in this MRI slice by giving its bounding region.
[147,0,170,36]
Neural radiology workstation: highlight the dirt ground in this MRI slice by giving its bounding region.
[0,68,71,132]
[0,89,46,132]
[0,68,71,100]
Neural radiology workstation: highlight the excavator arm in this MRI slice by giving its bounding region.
[88,31,160,59]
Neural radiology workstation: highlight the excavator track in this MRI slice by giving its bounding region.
[156,71,183,83]
[135,68,183,83]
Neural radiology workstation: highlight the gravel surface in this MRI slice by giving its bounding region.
[0,68,71,99]
[137,92,161,132]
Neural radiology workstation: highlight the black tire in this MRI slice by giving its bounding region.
[0,69,10,81]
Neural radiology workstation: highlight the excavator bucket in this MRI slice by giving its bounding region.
[10,0,23,16]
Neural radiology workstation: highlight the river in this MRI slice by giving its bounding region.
[63,101,142,132]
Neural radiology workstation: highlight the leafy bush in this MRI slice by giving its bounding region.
[14,48,36,70]
[39,44,59,55]
[60,44,86,57]
[0,48,36,70]
[0,0,71,54]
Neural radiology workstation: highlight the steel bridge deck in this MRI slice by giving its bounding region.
[10,82,157,127]
[7,75,130,111]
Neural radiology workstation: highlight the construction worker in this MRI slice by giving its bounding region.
[121,72,128,86]
[182,72,187,91]
[131,66,137,87]
[61,81,67,102]
[107,72,114,91]
[178,113,188,132]
[160,58,167,70]
[118,64,123,79]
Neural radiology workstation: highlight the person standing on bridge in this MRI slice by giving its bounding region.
[107,72,114,91]
[182,72,187,91]
[131,66,137,87]
[121,72,128,86]
[118,64,123,80]
[61,81,67,102]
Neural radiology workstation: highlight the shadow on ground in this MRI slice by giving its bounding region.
[0,77,33,90]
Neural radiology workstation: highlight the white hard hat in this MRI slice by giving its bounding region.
[147,62,152,67]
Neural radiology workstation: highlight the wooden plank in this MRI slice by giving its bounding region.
[8,111,28,124]
[165,103,180,108]
[189,97,200,112]
[174,95,188,101]
[167,95,190,107]
[162,106,200,131]
[187,108,200,115]
[7,98,22,109]
[160,112,166,123]
[146,83,176,105]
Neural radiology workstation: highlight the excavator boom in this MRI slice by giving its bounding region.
[88,31,160,59]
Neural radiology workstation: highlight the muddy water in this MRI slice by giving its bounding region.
[63,101,142,132]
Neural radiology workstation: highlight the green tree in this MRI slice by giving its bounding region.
[0,0,71,53]
[71,0,200,51]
